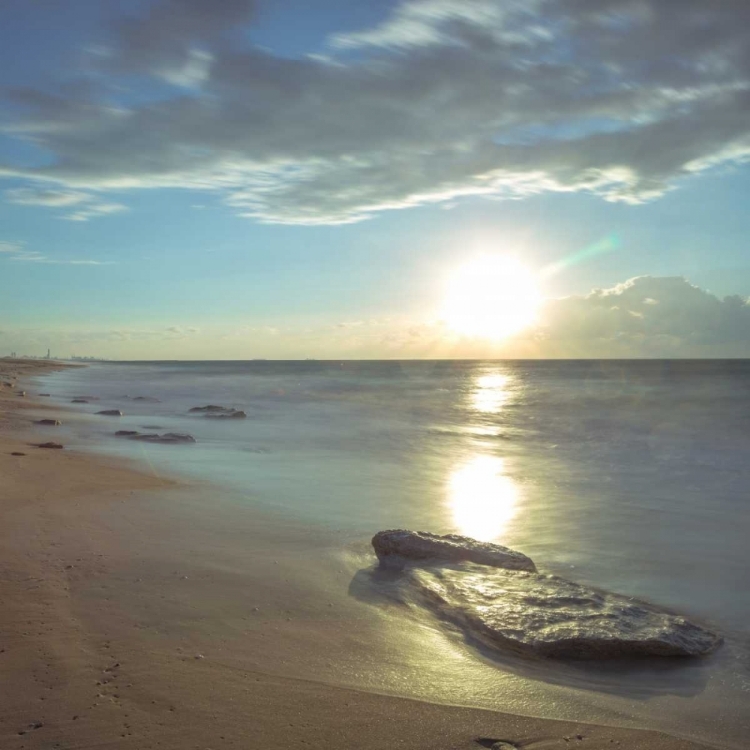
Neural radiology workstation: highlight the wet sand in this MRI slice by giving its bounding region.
[0,359,715,749]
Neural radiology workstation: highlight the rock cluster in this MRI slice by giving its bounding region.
[370,530,721,660]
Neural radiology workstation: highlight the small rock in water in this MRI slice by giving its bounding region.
[124,432,196,444]
[38,393,51,397]
[36,419,61,426]
[97,409,123,416]
[204,409,247,419]
[36,442,64,449]
[72,399,89,404]
[11,452,26,456]
[372,529,536,572]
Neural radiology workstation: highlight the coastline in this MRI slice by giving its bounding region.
[0,360,717,749]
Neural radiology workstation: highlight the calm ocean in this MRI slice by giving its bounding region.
[36,360,750,748]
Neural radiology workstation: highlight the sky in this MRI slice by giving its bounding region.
[1,0,749,359]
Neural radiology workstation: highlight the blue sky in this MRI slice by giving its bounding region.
[1,0,749,358]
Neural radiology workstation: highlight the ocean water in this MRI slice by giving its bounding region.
[36,360,750,747]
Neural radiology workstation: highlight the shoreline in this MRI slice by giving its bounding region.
[0,360,719,749]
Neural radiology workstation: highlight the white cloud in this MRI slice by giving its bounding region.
[0,241,24,254]
[533,276,750,356]
[2,0,750,223]
[4,188,91,206]
[64,202,129,222]
[0,239,114,265]
[3,186,128,221]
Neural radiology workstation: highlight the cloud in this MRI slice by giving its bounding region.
[4,188,91,207]
[3,186,128,221]
[0,241,24,254]
[532,276,750,356]
[105,0,257,83]
[165,326,200,336]
[0,239,114,265]
[2,0,750,223]
[64,202,129,222]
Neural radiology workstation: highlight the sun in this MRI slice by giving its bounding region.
[442,256,541,340]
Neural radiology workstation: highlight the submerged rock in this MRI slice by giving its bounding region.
[36,419,61,426]
[36,442,63,449]
[115,431,196,444]
[205,410,247,419]
[404,563,722,659]
[71,399,89,404]
[372,530,536,572]
[38,393,51,397]
[97,409,123,416]
[189,404,246,419]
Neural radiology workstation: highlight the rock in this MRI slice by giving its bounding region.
[18,390,27,397]
[402,562,722,659]
[72,399,89,403]
[36,419,61,426]
[132,396,160,402]
[11,452,26,456]
[372,530,536,572]
[97,409,123,416]
[120,432,196,444]
[36,442,63,449]
[205,410,247,419]
[189,405,232,413]
[38,393,51,397]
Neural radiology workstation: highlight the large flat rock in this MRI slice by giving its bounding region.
[372,530,536,572]
[405,563,722,659]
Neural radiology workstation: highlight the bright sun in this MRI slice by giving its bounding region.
[442,256,541,340]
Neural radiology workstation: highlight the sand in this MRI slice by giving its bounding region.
[0,359,716,749]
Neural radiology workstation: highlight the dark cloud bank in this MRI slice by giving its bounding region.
[2,0,750,223]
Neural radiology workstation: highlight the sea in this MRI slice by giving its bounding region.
[34,360,750,748]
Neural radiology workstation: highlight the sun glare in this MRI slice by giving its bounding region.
[442,256,541,340]
[448,455,519,541]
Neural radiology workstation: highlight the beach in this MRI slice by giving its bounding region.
[0,359,728,750]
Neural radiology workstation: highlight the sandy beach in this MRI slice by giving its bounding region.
[0,359,718,750]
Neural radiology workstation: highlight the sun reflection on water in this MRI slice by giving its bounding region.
[472,373,511,414]
[448,455,519,542]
